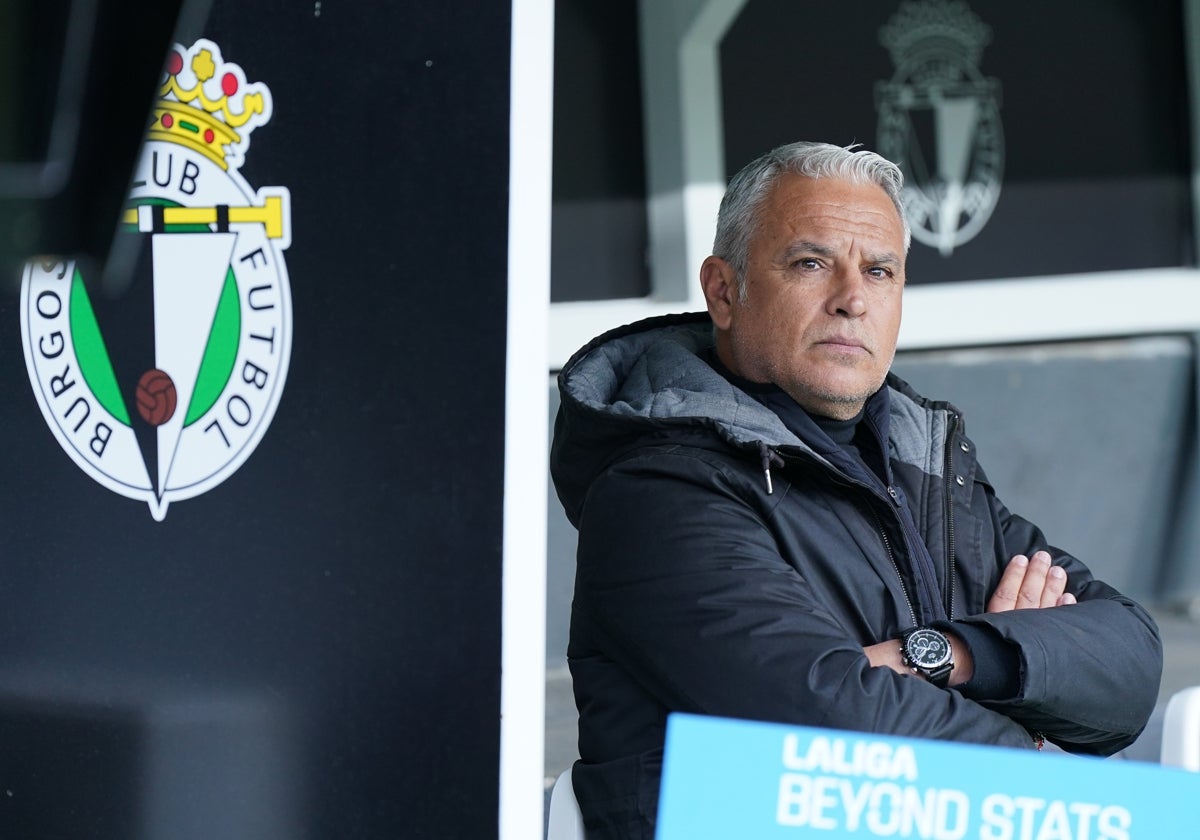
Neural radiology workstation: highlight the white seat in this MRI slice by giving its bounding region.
[1161,685,1200,770]
[547,767,585,840]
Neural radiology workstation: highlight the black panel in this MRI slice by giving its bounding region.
[0,1,510,837]
[551,0,650,301]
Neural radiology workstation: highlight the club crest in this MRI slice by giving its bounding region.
[21,39,292,521]
[875,0,1003,256]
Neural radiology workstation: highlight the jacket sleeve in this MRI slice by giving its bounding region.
[951,481,1163,755]
[572,447,1040,751]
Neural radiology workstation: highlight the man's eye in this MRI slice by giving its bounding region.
[867,266,893,279]
[794,258,820,270]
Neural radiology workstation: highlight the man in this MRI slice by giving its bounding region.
[550,141,1162,839]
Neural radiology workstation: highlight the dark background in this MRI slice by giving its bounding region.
[0,1,511,837]
[551,0,649,301]
[551,0,1194,299]
[722,0,1194,283]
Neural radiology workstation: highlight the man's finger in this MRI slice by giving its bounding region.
[1015,551,1052,609]
[987,554,1029,613]
[1041,562,1068,609]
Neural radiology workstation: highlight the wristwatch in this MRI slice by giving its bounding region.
[898,626,954,688]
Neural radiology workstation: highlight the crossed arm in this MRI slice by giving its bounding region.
[574,451,1161,754]
[864,550,1075,686]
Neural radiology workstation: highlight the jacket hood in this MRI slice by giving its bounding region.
[550,312,957,527]
[551,313,809,525]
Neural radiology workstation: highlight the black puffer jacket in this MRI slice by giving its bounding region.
[551,313,1162,840]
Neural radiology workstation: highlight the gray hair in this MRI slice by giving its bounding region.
[712,142,910,298]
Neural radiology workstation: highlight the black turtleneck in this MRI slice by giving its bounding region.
[812,412,860,447]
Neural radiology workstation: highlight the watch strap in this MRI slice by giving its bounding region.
[922,658,953,688]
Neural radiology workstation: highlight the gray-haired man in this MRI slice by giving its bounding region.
[551,141,1161,840]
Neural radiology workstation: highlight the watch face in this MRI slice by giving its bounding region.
[906,628,952,668]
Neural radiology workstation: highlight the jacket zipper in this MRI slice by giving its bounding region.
[870,505,917,627]
[943,412,959,620]
[884,483,944,624]
[758,442,785,494]
[860,414,944,624]
[767,443,920,627]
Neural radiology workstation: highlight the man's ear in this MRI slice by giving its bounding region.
[700,256,738,330]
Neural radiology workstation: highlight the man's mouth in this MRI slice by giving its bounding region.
[816,336,870,354]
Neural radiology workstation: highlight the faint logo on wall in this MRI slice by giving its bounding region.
[21,39,292,520]
[875,0,1003,256]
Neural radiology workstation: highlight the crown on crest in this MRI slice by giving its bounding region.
[148,39,272,171]
[879,0,992,69]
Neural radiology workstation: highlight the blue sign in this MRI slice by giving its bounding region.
[657,713,1200,839]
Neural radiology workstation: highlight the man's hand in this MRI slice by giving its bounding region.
[865,551,1073,686]
[987,551,1076,613]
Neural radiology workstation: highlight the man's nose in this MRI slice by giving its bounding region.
[826,269,867,318]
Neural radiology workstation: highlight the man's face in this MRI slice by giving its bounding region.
[703,174,907,420]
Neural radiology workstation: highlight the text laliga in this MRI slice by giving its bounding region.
[782,734,919,781]
[776,735,1132,840]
